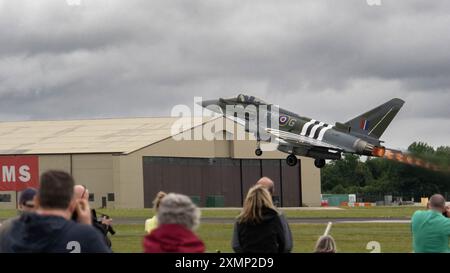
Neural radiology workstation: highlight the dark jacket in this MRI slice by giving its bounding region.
[232,207,291,253]
[71,209,112,248]
[143,224,205,253]
[0,213,111,253]
[91,209,112,248]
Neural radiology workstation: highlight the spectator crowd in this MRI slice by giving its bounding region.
[0,170,449,253]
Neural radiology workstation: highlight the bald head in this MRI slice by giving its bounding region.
[74,185,89,201]
[256,177,274,195]
[429,194,446,211]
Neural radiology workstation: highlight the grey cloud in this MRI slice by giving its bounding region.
[0,0,449,148]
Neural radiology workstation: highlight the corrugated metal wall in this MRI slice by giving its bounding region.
[143,157,302,207]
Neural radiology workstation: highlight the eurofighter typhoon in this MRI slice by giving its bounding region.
[199,94,404,168]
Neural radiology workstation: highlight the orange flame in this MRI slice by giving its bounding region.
[383,148,445,171]
[371,146,386,157]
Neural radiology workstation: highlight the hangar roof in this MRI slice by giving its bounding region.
[0,117,216,155]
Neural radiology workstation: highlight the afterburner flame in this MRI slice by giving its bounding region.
[383,148,442,171]
[371,146,386,157]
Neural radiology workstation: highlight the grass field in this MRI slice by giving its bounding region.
[0,206,423,219]
[98,205,422,219]
[103,206,421,253]
[1,206,421,253]
[111,223,412,253]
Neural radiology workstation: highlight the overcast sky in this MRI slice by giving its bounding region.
[0,0,449,150]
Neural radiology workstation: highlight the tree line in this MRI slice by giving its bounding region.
[321,142,450,199]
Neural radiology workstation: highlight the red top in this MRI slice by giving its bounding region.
[143,224,205,253]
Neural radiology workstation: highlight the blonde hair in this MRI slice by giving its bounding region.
[314,235,337,253]
[153,191,167,212]
[238,185,277,224]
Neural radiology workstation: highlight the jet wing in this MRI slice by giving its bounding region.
[225,115,247,127]
[226,115,273,141]
[265,128,344,151]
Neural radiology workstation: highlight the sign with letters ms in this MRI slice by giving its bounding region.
[0,156,39,191]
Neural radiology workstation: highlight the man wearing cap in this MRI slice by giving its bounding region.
[0,188,37,234]
[0,170,110,253]
[18,188,38,213]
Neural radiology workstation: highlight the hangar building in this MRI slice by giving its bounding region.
[0,116,321,209]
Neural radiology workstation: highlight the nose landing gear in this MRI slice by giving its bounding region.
[255,141,263,156]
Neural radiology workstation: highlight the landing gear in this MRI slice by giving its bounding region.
[255,141,263,156]
[286,154,298,166]
[314,158,326,168]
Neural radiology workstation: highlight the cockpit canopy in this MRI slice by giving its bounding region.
[236,94,268,105]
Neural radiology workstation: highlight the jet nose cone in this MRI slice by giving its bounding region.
[199,99,220,108]
[198,99,224,115]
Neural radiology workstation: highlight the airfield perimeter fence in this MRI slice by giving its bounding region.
[355,192,449,205]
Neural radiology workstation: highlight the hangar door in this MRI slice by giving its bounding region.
[143,157,302,208]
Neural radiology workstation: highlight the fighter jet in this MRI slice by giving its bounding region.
[200,94,405,168]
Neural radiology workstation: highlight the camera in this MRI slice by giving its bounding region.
[99,213,116,235]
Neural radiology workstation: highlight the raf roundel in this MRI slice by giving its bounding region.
[279,116,289,125]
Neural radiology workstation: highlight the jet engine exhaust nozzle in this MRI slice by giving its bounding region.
[355,140,385,157]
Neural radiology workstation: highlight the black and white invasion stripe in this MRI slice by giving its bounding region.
[300,119,334,141]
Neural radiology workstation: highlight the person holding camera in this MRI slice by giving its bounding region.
[411,194,450,253]
[0,170,110,253]
[73,185,115,248]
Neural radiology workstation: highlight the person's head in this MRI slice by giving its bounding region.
[36,170,75,211]
[74,185,89,201]
[428,194,446,212]
[153,191,167,212]
[157,193,201,231]
[256,177,274,195]
[19,188,38,212]
[314,235,337,253]
[238,184,276,224]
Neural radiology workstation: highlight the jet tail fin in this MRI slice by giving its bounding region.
[344,98,405,139]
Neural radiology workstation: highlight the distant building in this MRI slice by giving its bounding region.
[0,116,321,208]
